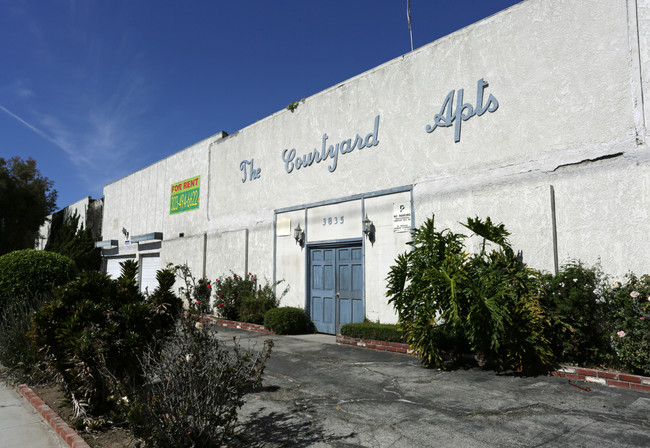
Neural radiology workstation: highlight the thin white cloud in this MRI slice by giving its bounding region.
[12,79,35,99]
[0,105,75,157]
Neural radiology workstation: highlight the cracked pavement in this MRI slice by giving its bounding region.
[215,326,650,447]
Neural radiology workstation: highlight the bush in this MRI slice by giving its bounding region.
[213,272,257,321]
[129,316,273,447]
[213,273,283,324]
[540,261,612,366]
[264,307,315,335]
[387,215,551,373]
[238,282,280,325]
[30,261,181,416]
[606,273,650,376]
[0,249,76,310]
[340,322,405,343]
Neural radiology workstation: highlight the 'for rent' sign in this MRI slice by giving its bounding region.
[170,176,200,215]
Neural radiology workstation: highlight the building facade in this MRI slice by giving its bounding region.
[97,0,650,333]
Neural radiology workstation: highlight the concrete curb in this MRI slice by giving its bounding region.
[17,384,91,448]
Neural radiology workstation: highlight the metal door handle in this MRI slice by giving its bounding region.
[336,292,340,298]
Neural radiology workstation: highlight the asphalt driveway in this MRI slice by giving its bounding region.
[214,326,650,448]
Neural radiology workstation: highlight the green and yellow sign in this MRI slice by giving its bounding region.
[170,175,200,214]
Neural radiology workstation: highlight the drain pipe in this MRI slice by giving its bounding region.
[550,185,559,275]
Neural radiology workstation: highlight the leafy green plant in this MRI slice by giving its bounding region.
[238,281,281,325]
[540,261,612,366]
[0,249,76,311]
[606,274,650,376]
[213,272,286,324]
[387,215,551,373]
[264,307,314,335]
[128,315,273,448]
[340,321,405,343]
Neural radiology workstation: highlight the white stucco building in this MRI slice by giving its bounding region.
[96,0,650,333]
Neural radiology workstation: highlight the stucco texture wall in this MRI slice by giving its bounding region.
[99,0,649,320]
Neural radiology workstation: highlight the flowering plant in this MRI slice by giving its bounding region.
[212,272,257,320]
[539,260,612,366]
[604,273,650,376]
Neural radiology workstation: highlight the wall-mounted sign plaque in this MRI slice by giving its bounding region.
[393,202,411,233]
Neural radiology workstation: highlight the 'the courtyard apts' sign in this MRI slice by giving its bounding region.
[170,175,200,215]
[426,78,499,142]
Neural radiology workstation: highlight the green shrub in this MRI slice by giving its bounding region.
[129,316,273,448]
[238,282,280,325]
[0,249,76,310]
[606,273,650,376]
[340,322,405,343]
[30,261,181,416]
[387,215,551,373]
[540,261,612,366]
[213,273,283,324]
[264,307,315,335]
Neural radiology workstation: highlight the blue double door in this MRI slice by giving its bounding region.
[309,244,364,334]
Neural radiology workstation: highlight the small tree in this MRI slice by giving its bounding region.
[0,157,57,255]
[45,211,101,272]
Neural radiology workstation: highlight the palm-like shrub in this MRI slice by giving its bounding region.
[30,261,181,415]
[387,215,551,373]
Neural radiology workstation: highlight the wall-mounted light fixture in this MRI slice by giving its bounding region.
[362,214,375,243]
[294,223,305,247]
[122,227,129,240]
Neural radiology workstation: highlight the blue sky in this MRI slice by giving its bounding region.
[0,0,521,210]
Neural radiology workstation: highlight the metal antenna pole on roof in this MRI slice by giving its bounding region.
[407,0,414,52]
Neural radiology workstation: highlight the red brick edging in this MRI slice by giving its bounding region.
[551,366,650,392]
[17,384,90,448]
[201,316,277,334]
[335,335,650,393]
[203,318,650,394]
[336,334,411,354]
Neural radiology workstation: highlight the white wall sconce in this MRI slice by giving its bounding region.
[294,223,305,247]
[363,214,375,243]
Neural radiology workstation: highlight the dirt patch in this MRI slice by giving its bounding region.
[31,384,141,448]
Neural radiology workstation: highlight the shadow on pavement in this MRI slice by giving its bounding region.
[234,407,358,447]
